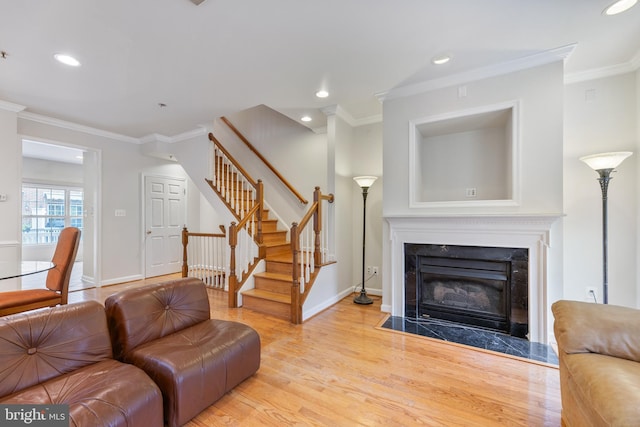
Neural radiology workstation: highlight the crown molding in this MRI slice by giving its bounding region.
[310,125,328,134]
[169,126,209,142]
[18,110,209,145]
[353,114,382,126]
[378,44,577,102]
[321,105,382,127]
[0,100,26,113]
[18,111,141,144]
[139,133,172,144]
[565,48,640,84]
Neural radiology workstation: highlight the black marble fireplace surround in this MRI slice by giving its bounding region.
[405,243,529,339]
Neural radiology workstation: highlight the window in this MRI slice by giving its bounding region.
[22,184,83,245]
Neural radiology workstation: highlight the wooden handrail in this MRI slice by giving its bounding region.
[221,116,308,205]
[181,227,227,289]
[227,180,264,308]
[209,132,257,188]
[290,187,334,323]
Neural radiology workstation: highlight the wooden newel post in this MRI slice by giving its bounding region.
[256,180,264,245]
[313,187,322,266]
[181,226,189,278]
[290,222,301,324]
[228,222,238,308]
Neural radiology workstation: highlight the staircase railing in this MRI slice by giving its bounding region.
[221,116,308,205]
[206,133,263,307]
[290,187,334,324]
[181,226,227,289]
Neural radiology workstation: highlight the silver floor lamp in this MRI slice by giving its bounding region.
[579,151,632,304]
[353,176,377,305]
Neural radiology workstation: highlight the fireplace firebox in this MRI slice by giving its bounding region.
[405,244,528,338]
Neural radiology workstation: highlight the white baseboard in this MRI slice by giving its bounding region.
[100,274,144,287]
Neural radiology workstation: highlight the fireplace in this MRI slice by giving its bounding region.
[386,215,561,344]
[405,244,528,338]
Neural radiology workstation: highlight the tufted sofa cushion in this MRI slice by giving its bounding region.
[105,277,211,359]
[0,300,112,397]
[105,277,261,427]
[0,301,163,427]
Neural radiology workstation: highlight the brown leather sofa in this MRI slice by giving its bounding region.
[0,300,163,426]
[552,300,640,426]
[105,277,261,427]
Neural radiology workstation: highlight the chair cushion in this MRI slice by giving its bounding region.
[0,289,61,308]
[0,359,163,427]
[126,319,261,427]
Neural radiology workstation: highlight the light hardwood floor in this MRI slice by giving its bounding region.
[67,275,562,427]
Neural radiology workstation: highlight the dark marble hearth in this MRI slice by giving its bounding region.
[381,316,558,365]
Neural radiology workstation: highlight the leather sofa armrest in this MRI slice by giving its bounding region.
[552,300,640,362]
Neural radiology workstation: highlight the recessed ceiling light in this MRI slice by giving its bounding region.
[301,116,312,122]
[432,55,451,65]
[54,53,81,67]
[604,0,637,15]
[315,90,329,98]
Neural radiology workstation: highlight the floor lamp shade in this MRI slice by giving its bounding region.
[353,176,377,305]
[580,152,632,171]
[579,151,632,304]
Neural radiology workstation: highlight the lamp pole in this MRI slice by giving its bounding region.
[596,168,612,304]
[580,151,632,304]
[353,176,377,305]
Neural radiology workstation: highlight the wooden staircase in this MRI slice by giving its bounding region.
[242,211,296,320]
[205,130,333,324]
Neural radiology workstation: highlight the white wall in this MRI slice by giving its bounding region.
[0,106,22,262]
[22,157,83,184]
[637,69,640,308]
[381,61,565,325]
[563,72,638,307]
[383,62,564,216]
[351,122,383,294]
[213,105,328,228]
[15,117,201,285]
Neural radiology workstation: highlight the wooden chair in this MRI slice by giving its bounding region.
[0,227,81,316]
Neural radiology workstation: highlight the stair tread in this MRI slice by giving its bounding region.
[263,229,287,234]
[243,288,291,303]
[267,253,293,263]
[255,271,292,281]
[264,241,290,248]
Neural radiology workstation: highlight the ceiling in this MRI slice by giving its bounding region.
[1,0,640,140]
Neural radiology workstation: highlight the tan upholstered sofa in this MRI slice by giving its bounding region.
[552,300,640,426]
[105,277,261,427]
[0,300,163,426]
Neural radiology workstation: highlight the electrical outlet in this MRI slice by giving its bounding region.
[372,266,379,276]
[585,286,597,303]
[465,188,477,198]
[366,266,372,275]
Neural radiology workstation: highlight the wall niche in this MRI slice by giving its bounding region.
[409,101,520,207]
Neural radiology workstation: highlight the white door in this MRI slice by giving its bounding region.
[145,176,185,278]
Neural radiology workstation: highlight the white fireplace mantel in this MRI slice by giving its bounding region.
[384,213,563,344]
